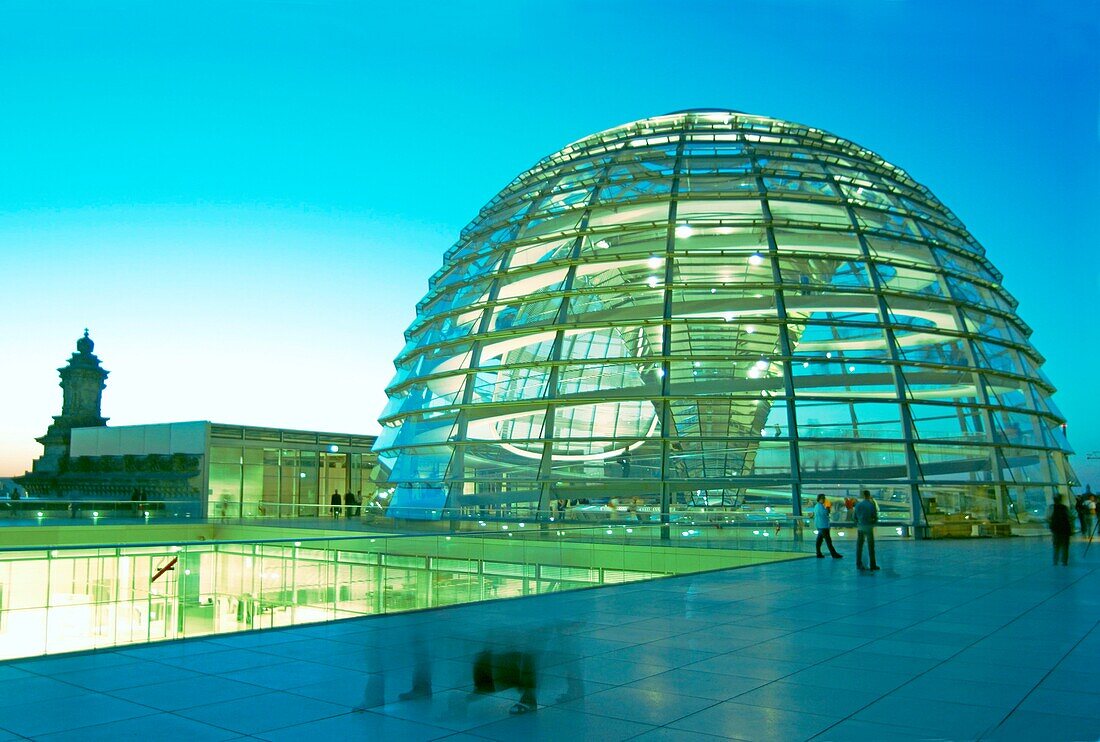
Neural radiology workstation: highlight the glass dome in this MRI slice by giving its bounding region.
[376,110,1075,526]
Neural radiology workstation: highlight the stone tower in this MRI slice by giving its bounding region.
[31,329,109,474]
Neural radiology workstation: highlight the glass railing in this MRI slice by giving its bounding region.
[0,524,806,661]
[0,497,914,544]
[0,498,199,521]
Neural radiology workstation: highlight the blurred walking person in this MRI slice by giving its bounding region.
[1049,494,1072,566]
[1076,494,1092,540]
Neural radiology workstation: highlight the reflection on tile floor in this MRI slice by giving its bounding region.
[1,537,1098,740]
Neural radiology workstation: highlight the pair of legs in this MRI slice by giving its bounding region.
[856,529,878,570]
[473,649,537,714]
[816,527,842,557]
[1052,533,1070,565]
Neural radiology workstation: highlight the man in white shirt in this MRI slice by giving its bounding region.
[813,494,843,559]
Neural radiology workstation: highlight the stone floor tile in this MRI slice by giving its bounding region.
[558,685,716,726]
[669,699,840,740]
[852,695,1008,738]
[174,691,346,734]
[622,667,768,701]
[33,712,239,741]
[631,727,734,741]
[466,706,655,741]
[982,709,1100,740]
[52,659,201,692]
[105,673,270,712]
[0,693,154,737]
[1016,687,1100,719]
[256,710,454,741]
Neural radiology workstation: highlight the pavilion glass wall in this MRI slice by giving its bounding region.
[207,447,373,518]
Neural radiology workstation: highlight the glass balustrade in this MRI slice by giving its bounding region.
[0,524,805,660]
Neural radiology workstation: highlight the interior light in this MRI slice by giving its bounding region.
[723,312,734,322]
[748,367,761,379]
[647,276,659,288]
[328,444,339,453]
[826,352,833,359]
[36,511,43,518]
[626,528,633,533]
[746,326,756,334]
[765,506,772,513]
[847,365,856,372]
[294,541,301,546]
[802,362,809,368]
[710,288,717,294]
[92,511,99,518]
[749,252,765,266]
[647,256,662,269]
[184,569,191,576]
[502,524,508,530]
[595,239,609,249]
[693,361,701,367]
[838,531,846,537]
[299,472,307,478]
[754,359,768,371]
[675,224,694,239]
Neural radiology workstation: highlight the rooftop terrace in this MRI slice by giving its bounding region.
[0,537,1096,741]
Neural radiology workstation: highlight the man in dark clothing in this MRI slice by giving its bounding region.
[1075,495,1090,539]
[854,489,880,571]
[1049,494,1072,566]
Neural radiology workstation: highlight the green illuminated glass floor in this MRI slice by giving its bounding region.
[0,523,805,660]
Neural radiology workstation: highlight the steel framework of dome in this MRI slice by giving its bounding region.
[376,110,1075,527]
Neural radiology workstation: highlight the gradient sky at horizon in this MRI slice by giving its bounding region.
[1,0,1098,486]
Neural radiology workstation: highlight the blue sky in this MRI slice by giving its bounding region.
[1,0,1097,485]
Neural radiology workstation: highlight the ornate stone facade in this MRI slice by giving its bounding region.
[17,333,204,510]
[31,329,109,474]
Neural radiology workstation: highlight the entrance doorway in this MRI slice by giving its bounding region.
[320,452,349,517]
